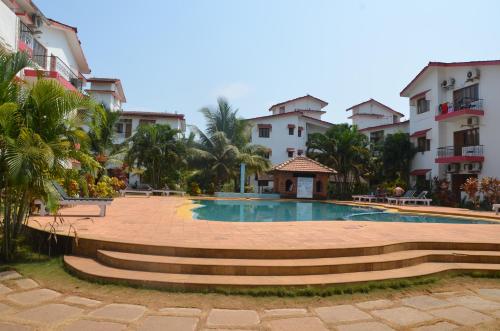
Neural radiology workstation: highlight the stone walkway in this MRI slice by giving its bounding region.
[1,271,500,330]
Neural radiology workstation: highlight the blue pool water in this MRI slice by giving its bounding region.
[191,200,496,224]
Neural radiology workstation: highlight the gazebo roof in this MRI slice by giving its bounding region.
[272,156,336,174]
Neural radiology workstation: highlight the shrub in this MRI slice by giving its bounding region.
[461,177,480,209]
[188,182,202,196]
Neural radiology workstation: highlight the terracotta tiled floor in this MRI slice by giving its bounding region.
[27,197,500,250]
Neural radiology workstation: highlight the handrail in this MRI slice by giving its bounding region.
[436,99,484,116]
[437,145,484,158]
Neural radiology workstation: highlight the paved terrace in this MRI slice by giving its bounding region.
[27,197,500,250]
[1,270,500,330]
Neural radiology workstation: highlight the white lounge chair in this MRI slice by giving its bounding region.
[152,189,186,197]
[493,204,500,215]
[387,190,416,205]
[120,184,153,197]
[399,191,432,206]
[36,182,113,217]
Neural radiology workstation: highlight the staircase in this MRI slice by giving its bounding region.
[64,241,500,289]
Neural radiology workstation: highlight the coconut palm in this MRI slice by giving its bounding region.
[0,50,98,261]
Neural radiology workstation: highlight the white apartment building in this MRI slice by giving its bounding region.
[346,98,409,144]
[400,60,500,200]
[86,78,126,111]
[1,0,90,92]
[246,95,334,191]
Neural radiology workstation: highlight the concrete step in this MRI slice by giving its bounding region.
[64,255,500,289]
[96,249,500,276]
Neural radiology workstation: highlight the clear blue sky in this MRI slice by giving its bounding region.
[37,0,500,128]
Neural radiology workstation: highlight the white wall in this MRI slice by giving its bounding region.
[38,26,80,75]
[351,102,401,130]
[114,116,184,144]
[270,98,324,115]
[0,1,17,52]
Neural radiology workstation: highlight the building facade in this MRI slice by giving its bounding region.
[401,60,500,199]
[346,98,409,145]
[246,95,334,192]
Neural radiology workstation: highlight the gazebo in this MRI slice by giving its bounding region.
[271,156,336,199]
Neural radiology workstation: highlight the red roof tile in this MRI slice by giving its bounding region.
[272,156,336,174]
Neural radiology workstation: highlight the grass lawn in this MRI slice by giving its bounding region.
[3,252,500,310]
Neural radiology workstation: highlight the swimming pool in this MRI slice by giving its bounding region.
[191,199,496,224]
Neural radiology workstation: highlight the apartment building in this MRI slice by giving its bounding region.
[400,60,500,199]
[86,78,126,111]
[1,0,90,92]
[346,98,409,145]
[246,95,334,191]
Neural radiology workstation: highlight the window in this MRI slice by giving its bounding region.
[279,106,285,114]
[453,84,479,109]
[417,97,430,114]
[288,127,294,135]
[298,129,302,137]
[370,130,384,144]
[258,127,270,138]
[263,151,270,159]
[139,119,156,126]
[297,149,303,156]
[393,115,398,123]
[417,137,430,152]
[287,150,294,158]
[285,179,293,192]
[316,180,322,193]
[116,119,132,138]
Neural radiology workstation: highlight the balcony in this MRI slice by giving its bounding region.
[435,99,484,121]
[435,145,484,163]
[18,22,34,56]
[24,55,84,92]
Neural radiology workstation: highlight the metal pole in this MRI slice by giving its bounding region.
[240,163,246,194]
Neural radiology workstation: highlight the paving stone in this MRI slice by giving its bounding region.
[336,321,396,331]
[0,302,12,313]
[64,296,101,307]
[447,295,500,311]
[88,303,146,322]
[411,321,459,331]
[492,310,500,318]
[0,271,22,281]
[158,307,202,316]
[263,308,308,317]
[402,295,452,310]
[7,288,61,306]
[430,306,493,326]
[0,283,13,295]
[355,299,394,310]
[137,316,198,331]
[0,322,32,331]
[371,307,434,327]
[476,288,500,300]
[314,305,372,324]
[13,279,38,290]
[61,319,127,331]
[267,317,328,331]
[206,309,259,328]
[14,303,83,324]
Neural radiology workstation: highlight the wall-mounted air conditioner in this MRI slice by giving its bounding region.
[447,163,459,173]
[441,78,455,89]
[467,116,479,126]
[466,69,480,81]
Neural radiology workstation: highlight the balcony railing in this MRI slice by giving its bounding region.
[30,55,82,90]
[19,22,34,50]
[436,99,484,116]
[437,145,484,158]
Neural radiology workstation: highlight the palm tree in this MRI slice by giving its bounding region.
[199,97,249,148]
[307,124,371,198]
[0,50,98,261]
[126,123,186,188]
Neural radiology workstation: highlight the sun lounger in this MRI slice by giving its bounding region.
[120,184,153,197]
[493,204,500,215]
[399,191,432,206]
[152,189,186,197]
[386,190,416,205]
[36,182,113,217]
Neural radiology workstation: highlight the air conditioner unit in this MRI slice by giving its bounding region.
[471,162,482,172]
[30,14,43,29]
[441,78,455,88]
[466,68,480,81]
[447,163,459,173]
[467,116,479,126]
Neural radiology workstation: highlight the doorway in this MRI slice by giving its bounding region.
[451,173,477,202]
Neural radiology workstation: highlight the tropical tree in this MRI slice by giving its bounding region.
[306,124,371,198]
[199,97,249,148]
[380,132,416,183]
[126,123,186,189]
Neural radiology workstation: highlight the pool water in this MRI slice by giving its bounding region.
[191,200,496,224]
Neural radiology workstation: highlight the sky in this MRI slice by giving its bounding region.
[37,0,500,129]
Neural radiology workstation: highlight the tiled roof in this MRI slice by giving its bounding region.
[272,156,336,174]
[345,98,404,117]
[268,94,328,111]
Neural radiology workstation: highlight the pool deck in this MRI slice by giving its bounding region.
[27,196,500,250]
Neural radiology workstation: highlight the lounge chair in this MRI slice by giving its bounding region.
[386,190,416,205]
[493,204,500,215]
[120,184,153,197]
[399,191,432,206]
[36,182,113,217]
[352,193,377,203]
[151,185,186,197]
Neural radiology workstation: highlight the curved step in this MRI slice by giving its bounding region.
[96,249,500,276]
[74,237,500,259]
[64,255,500,289]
